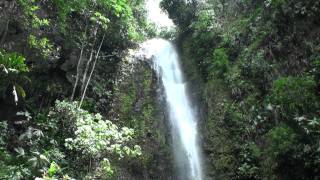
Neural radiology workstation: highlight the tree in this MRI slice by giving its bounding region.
[160,0,198,28]
[0,51,29,105]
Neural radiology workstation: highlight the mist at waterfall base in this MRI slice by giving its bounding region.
[140,39,203,180]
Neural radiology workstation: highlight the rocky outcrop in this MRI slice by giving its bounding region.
[111,49,175,179]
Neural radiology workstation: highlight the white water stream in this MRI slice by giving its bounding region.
[141,39,203,180]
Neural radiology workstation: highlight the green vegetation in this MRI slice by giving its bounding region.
[0,100,141,179]
[0,0,156,179]
[209,48,229,79]
[268,76,319,119]
[113,61,173,178]
[28,35,54,58]
[0,51,28,72]
[161,0,320,179]
[0,51,29,103]
[1,0,320,179]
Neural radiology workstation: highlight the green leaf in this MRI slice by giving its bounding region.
[14,84,26,99]
[48,162,59,177]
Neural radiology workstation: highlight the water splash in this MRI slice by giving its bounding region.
[140,39,202,180]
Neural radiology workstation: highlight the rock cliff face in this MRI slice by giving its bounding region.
[111,50,175,179]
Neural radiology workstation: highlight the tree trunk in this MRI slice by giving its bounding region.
[80,27,98,93]
[71,43,85,100]
[79,34,105,108]
[71,24,88,100]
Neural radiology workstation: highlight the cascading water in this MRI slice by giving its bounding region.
[140,39,203,180]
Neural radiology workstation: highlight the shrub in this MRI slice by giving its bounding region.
[263,124,300,178]
[237,142,261,179]
[0,51,29,102]
[0,51,28,72]
[49,100,141,177]
[268,76,319,119]
[240,50,274,93]
[28,35,54,58]
[209,48,229,79]
[266,124,297,157]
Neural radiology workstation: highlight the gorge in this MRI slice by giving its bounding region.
[0,0,319,179]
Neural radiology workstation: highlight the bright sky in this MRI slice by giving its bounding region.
[146,0,174,28]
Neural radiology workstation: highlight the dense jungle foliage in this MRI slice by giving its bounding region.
[0,0,320,179]
[161,0,320,179]
[0,0,160,179]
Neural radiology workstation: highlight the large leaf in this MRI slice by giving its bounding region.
[14,84,26,99]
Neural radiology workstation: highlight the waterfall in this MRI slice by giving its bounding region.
[140,39,203,180]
